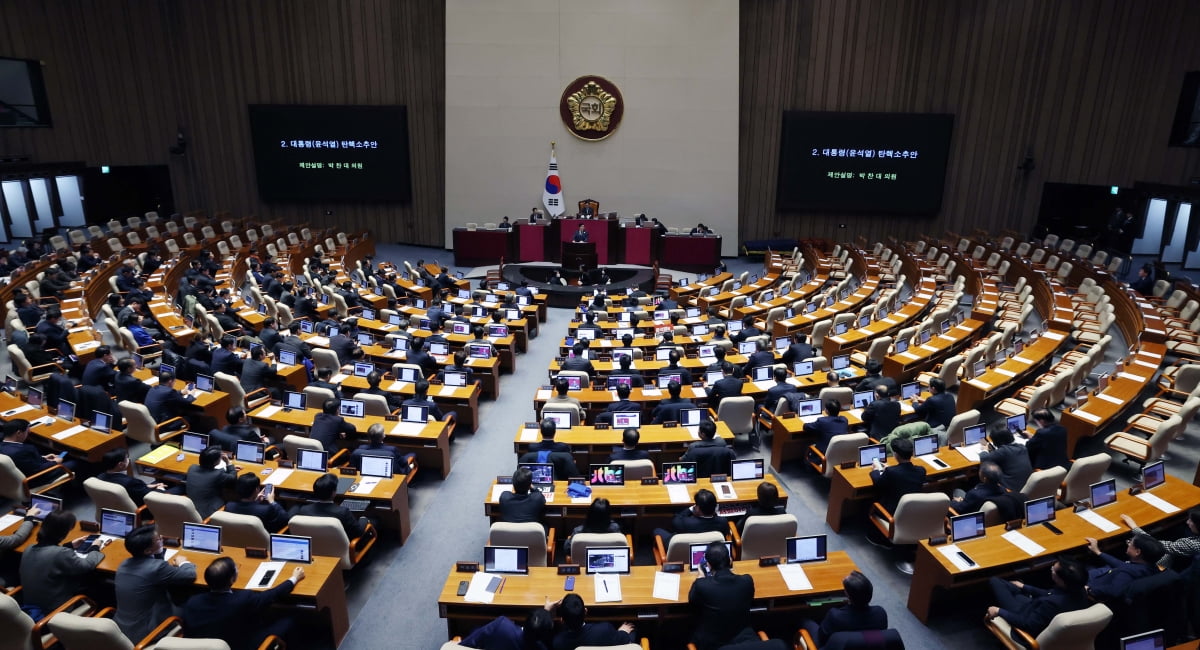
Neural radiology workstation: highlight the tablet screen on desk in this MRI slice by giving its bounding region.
[963,424,987,446]
[832,354,850,371]
[29,494,60,520]
[339,399,365,418]
[858,444,886,467]
[901,382,920,400]
[1120,629,1164,650]
[787,534,827,563]
[852,391,874,409]
[1006,414,1026,436]
[284,391,307,410]
[100,509,136,538]
[795,398,821,418]
[680,409,704,427]
[542,411,572,430]
[1090,479,1118,508]
[360,454,394,478]
[181,432,209,454]
[195,374,215,393]
[277,350,297,366]
[270,534,312,563]
[913,434,938,457]
[690,541,732,571]
[519,463,555,486]
[662,462,696,484]
[182,522,222,553]
[1025,496,1056,526]
[236,441,265,464]
[950,512,986,543]
[402,405,429,424]
[297,449,328,472]
[26,387,43,407]
[793,361,813,376]
[57,399,76,422]
[1143,460,1166,490]
[483,545,528,574]
[585,546,631,574]
[612,412,640,429]
[731,458,763,481]
[589,464,624,486]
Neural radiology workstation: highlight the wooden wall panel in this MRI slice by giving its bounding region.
[0,0,444,246]
[741,0,1200,247]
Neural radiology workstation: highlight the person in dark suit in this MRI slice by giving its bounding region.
[308,367,343,399]
[114,359,151,404]
[13,292,44,328]
[743,339,775,376]
[183,557,303,650]
[292,473,367,539]
[688,541,757,650]
[804,399,850,455]
[211,302,242,335]
[405,338,438,378]
[1083,534,1165,603]
[19,510,107,614]
[276,323,313,360]
[1130,264,1156,296]
[980,423,1033,491]
[986,558,1089,637]
[145,369,197,424]
[596,384,639,425]
[552,593,634,650]
[681,421,735,478]
[20,333,61,368]
[860,385,900,438]
[329,320,358,364]
[803,570,889,645]
[311,399,356,453]
[35,307,70,353]
[114,525,198,642]
[661,349,694,387]
[869,437,926,514]
[258,317,282,354]
[949,461,1007,516]
[185,446,238,519]
[912,377,956,430]
[708,362,743,411]
[360,370,401,411]
[210,335,242,377]
[763,366,795,411]
[608,353,644,388]
[572,225,590,243]
[731,316,761,345]
[529,418,572,454]
[651,380,694,424]
[225,472,290,532]
[1027,408,1070,471]
[654,488,729,547]
[350,423,415,472]
[98,449,165,506]
[81,346,118,394]
[0,419,62,478]
[210,407,269,451]
[736,481,787,534]
[403,379,447,421]
[561,341,595,376]
[498,466,546,523]
[781,332,814,367]
[240,345,278,397]
[609,427,650,462]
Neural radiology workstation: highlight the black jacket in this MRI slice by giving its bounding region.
[861,398,901,438]
[1027,424,1070,471]
[870,461,927,513]
[688,568,756,650]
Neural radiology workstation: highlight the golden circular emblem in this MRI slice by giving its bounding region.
[559,76,623,141]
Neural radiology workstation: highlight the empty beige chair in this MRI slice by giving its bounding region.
[985,602,1111,650]
[716,396,757,449]
[1058,453,1112,505]
[83,477,142,523]
[209,510,272,547]
[201,225,216,240]
[164,239,180,255]
[143,492,203,539]
[869,493,950,573]
[229,234,243,249]
[281,434,324,462]
[69,229,88,245]
[47,612,133,650]
[542,402,584,426]
[182,232,197,247]
[0,453,72,511]
[155,638,233,650]
[311,348,340,377]
[489,522,554,566]
[0,590,36,650]
[735,513,798,560]
[358,392,393,417]
[654,530,726,565]
[941,409,981,447]
[818,386,854,411]
[1106,415,1182,466]
[851,336,892,368]
[810,433,870,478]
[118,400,184,446]
[287,515,376,569]
[1019,467,1068,501]
[107,219,124,233]
[214,372,270,410]
[611,459,654,481]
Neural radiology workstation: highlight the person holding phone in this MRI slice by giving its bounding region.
[115,525,196,641]
[687,541,756,650]
[183,556,305,650]
[20,510,108,616]
[224,473,290,532]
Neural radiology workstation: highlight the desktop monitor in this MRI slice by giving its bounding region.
[57,399,76,422]
[786,535,828,564]
[236,441,265,464]
[731,458,764,481]
[181,522,223,553]
[483,546,529,574]
[339,399,366,418]
[1090,478,1118,508]
[589,464,625,486]
[277,349,297,366]
[832,355,850,371]
[25,387,43,407]
[353,362,374,377]
[29,495,61,519]
[584,546,631,574]
[1142,460,1166,490]
[689,541,733,571]
[794,398,822,418]
[912,434,939,457]
[858,444,887,467]
[751,366,772,382]
[793,361,814,376]
[1119,629,1164,650]
[519,463,555,487]
[360,455,394,478]
[91,411,113,434]
[296,449,328,472]
[680,409,704,427]
[284,391,307,410]
[1024,496,1057,526]
[901,382,920,400]
[443,370,468,387]
[181,432,209,454]
[950,512,986,543]
[402,404,429,423]
[612,412,641,429]
[1006,414,1027,436]
[662,462,697,484]
[99,509,136,538]
[270,534,313,563]
[852,391,874,409]
[963,423,987,446]
[542,410,572,430]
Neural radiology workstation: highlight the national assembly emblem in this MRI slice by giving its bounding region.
[560,76,624,141]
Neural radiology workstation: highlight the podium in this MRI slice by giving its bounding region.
[515,222,549,262]
[562,241,597,270]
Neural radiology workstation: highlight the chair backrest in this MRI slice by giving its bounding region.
[311,348,340,375]
[716,396,756,434]
[358,392,392,417]
[818,387,854,410]
[0,591,34,650]
[570,532,629,565]
[1147,415,1183,460]
[143,491,203,539]
[821,628,906,650]
[489,522,549,567]
[664,530,726,564]
[740,514,799,560]
[155,638,232,650]
[810,320,832,347]
[1059,453,1111,504]
[287,515,352,569]
[611,459,654,480]
[1033,603,1112,649]
[118,400,162,445]
[48,612,133,650]
[863,336,892,364]
[282,434,325,461]
[823,433,870,478]
[83,477,138,521]
[208,510,271,548]
[942,409,981,446]
[1019,466,1068,501]
[890,493,951,545]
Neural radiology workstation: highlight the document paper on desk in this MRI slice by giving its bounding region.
[1136,492,1181,513]
[666,484,691,504]
[464,571,502,603]
[391,421,426,436]
[518,428,539,442]
[1077,509,1120,532]
[777,563,813,590]
[653,570,681,601]
[491,485,512,503]
[936,544,979,571]
[438,385,457,397]
[256,405,282,418]
[594,573,622,603]
[139,445,178,464]
[52,425,88,440]
[954,444,983,463]
[0,514,23,532]
[1,404,37,417]
[351,478,380,495]
[1002,530,1046,556]
[262,468,293,487]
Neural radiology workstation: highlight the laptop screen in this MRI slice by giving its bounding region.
[357,333,375,346]
[1120,629,1165,650]
[787,534,828,563]
[832,354,850,371]
[703,370,723,385]
[852,391,874,409]
[270,534,313,563]
[1090,478,1118,508]
[612,412,640,429]
[589,464,625,485]
[353,362,374,377]
[195,374,215,392]
[858,444,886,467]
[236,441,265,464]
[1006,414,1027,435]
[689,541,733,571]
[1143,460,1166,490]
[467,344,490,359]
[277,349,297,366]
[181,432,209,454]
[697,345,716,359]
[577,328,596,341]
[793,361,813,376]
[388,314,404,326]
[1025,496,1056,525]
[296,449,328,472]
[483,545,529,574]
[92,411,113,433]
[360,455,394,478]
[662,462,697,484]
[901,382,920,400]
[795,398,822,417]
[182,522,222,553]
[585,546,631,574]
[57,399,76,422]
[339,399,365,418]
[284,391,306,410]
[919,329,931,344]
[751,366,772,381]
[443,370,468,387]
[913,434,938,457]
[680,408,704,427]
[731,458,764,481]
[542,410,572,430]
[29,494,61,519]
[488,324,509,337]
[951,512,986,543]
[520,463,555,486]
[557,375,583,391]
[26,387,43,407]
[963,423,987,446]
[99,509,136,538]
[160,363,176,377]
[973,360,986,378]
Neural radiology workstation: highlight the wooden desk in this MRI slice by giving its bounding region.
[820,278,936,358]
[670,272,732,303]
[246,402,454,479]
[907,476,1200,622]
[825,445,977,532]
[955,329,1068,412]
[0,393,127,463]
[437,553,854,639]
[771,278,882,339]
[733,273,828,323]
[511,422,735,467]
[1060,343,1166,456]
[131,369,231,426]
[337,373,482,434]
[362,343,500,400]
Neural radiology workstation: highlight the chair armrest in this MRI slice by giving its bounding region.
[32,595,97,649]
[135,504,151,527]
[133,616,184,650]
[653,533,667,565]
[870,502,895,525]
[24,462,74,492]
[257,635,287,650]
[3,585,20,598]
[707,407,718,420]
[796,628,818,650]
[546,527,556,565]
[93,606,116,618]
[154,417,187,443]
[728,520,742,554]
[28,361,65,376]
[245,388,272,409]
[329,449,350,467]
[639,639,650,650]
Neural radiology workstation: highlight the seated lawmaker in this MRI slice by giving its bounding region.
[681,420,734,478]
[498,466,546,523]
[292,473,367,539]
[986,558,1088,638]
[183,558,304,650]
[225,473,291,532]
[609,428,650,462]
[804,571,889,645]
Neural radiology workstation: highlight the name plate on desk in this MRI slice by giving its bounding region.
[456,562,479,573]
[557,564,581,575]
[641,477,659,485]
